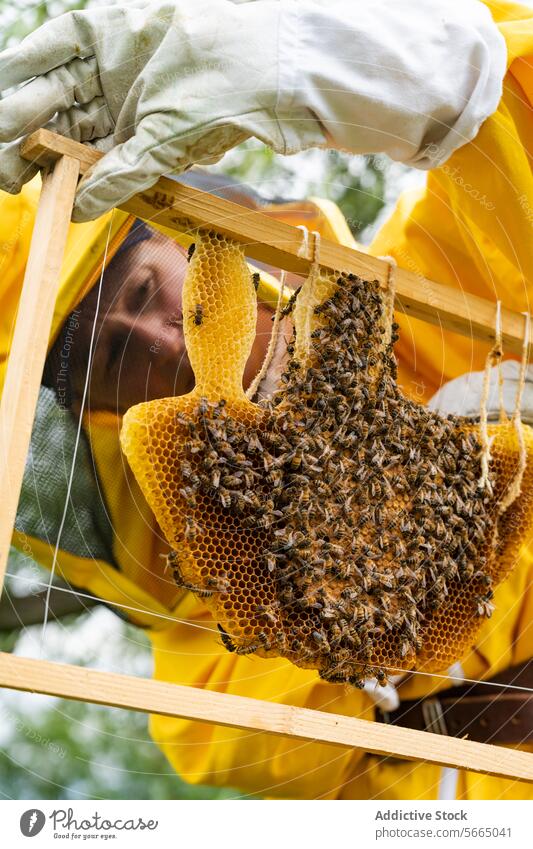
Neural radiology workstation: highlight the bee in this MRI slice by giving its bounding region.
[290,448,303,469]
[288,637,311,659]
[179,486,197,508]
[378,572,395,591]
[319,668,347,684]
[281,286,302,317]
[218,441,236,461]
[185,438,204,455]
[212,399,227,418]
[243,490,262,510]
[252,272,260,291]
[324,541,344,559]
[231,492,247,514]
[221,474,242,488]
[201,450,219,471]
[198,397,210,417]
[375,667,388,686]
[181,459,194,480]
[161,548,180,575]
[311,630,330,651]
[460,561,475,581]
[247,433,264,454]
[234,632,270,655]
[273,630,289,651]
[400,638,412,659]
[262,452,276,473]
[298,487,311,508]
[190,303,204,326]
[353,605,369,626]
[348,676,366,690]
[176,581,218,598]
[264,430,287,449]
[219,487,232,509]
[184,515,202,541]
[472,570,491,588]
[187,242,196,262]
[240,514,258,529]
[254,604,278,625]
[275,530,311,554]
[218,624,237,652]
[206,423,225,442]
[264,553,278,573]
[476,594,495,618]
[266,465,283,486]
[176,412,197,435]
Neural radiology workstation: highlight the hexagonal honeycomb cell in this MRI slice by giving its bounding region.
[121,231,533,685]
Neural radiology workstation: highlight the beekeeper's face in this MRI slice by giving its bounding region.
[69,232,192,413]
[70,232,272,414]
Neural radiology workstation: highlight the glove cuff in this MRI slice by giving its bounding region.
[428,361,533,425]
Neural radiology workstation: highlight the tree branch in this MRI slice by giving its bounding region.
[0,584,99,631]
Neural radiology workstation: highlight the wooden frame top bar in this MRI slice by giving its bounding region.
[1,652,532,783]
[22,129,533,359]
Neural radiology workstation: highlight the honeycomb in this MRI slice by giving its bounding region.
[120,232,533,684]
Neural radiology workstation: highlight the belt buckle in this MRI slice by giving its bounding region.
[422,698,448,735]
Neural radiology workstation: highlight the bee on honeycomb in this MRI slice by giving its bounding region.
[121,232,533,685]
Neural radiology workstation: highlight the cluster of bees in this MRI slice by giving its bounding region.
[170,271,497,685]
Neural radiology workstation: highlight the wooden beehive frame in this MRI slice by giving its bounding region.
[0,129,532,784]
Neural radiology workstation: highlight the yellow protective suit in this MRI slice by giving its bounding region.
[1,0,531,801]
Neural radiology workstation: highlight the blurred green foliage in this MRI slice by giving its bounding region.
[0,613,242,800]
[215,142,386,239]
[0,0,90,47]
[0,697,240,800]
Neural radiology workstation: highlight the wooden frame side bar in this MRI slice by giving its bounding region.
[1,652,532,783]
[0,154,81,594]
[22,129,533,359]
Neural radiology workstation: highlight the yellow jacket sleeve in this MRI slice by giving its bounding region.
[0,181,41,393]
[371,0,533,402]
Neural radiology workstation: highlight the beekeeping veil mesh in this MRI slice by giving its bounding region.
[12,218,190,614]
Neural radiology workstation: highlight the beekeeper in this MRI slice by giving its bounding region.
[0,0,531,801]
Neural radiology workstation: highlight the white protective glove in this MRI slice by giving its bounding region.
[0,0,506,222]
[428,360,533,424]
